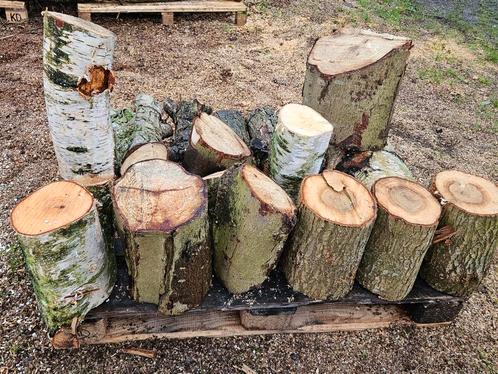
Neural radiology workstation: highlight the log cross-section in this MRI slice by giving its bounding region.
[112,159,211,315]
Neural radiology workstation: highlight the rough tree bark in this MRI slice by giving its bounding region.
[213,164,296,294]
[421,170,498,297]
[282,170,377,300]
[113,159,211,315]
[246,106,277,170]
[336,149,414,189]
[302,29,412,151]
[120,142,169,175]
[269,103,333,199]
[203,170,225,218]
[183,113,251,176]
[10,181,115,332]
[214,109,250,145]
[357,177,441,301]
[43,11,116,182]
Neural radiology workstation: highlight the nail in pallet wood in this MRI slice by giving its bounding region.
[77,1,248,26]
[0,0,27,23]
[51,243,465,348]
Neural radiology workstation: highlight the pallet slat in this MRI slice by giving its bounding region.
[0,0,27,23]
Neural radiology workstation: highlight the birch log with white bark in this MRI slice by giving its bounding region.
[10,181,115,332]
[269,103,333,199]
[302,29,412,150]
[43,12,116,182]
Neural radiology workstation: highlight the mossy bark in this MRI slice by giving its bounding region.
[16,203,115,332]
[213,166,296,294]
[84,180,115,252]
[282,204,374,300]
[420,203,498,297]
[357,207,438,301]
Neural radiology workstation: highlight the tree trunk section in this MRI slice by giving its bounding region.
[246,106,277,170]
[43,11,116,182]
[357,177,441,301]
[183,113,251,176]
[269,103,333,200]
[213,164,296,294]
[203,170,225,218]
[120,142,168,175]
[214,109,250,145]
[302,29,412,151]
[420,170,498,297]
[113,159,211,314]
[282,170,376,300]
[10,181,115,332]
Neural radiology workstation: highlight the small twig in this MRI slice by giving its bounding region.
[0,35,15,41]
[236,364,258,374]
[432,225,456,245]
[121,347,156,359]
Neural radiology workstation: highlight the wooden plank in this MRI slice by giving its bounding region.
[0,0,24,8]
[78,1,246,13]
[54,303,427,347]
[235,11,246,26]
[78,11,92,22]
[161,12,173,25]
[5,8,27,22]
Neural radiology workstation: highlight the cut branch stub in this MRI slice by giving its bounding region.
[10,181,115,332]
[112,159,211,315]
[269,103,333,200]
[43,11,116,182]
[282,170,377,300]
[421,170,498,297]
[302,29,412,151]
[120,142,168,175]
[183,113,251,176]
[213,164,296,294]
[357,177,441,301]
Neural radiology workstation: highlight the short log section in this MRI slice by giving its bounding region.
[120,142,168,175]
[421,170,498,297]
[302,29,412,150]
[10,181,115,332]
[357,177,441,301]
[282,170,377,300]
[43,12,116,183]
[213,164,296,294]
[113,159,211,315]
[269,103,333,199]
[183,113,251,176]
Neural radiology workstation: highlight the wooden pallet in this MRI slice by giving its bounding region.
[78,1,248,26]
[0,0,27,23]
[51,246,465,348]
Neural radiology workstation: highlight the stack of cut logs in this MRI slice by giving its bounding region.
[10,12,498,335]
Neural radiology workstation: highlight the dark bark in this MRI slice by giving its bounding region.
[214,109,250,145]
[246,106,277,168]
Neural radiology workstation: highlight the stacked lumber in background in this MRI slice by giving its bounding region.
[10,15,498,345]
[0,0,27,22]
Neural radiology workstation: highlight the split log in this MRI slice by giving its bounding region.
[165,99,212,162]
[269,103,333,199]
[203,170,225,217]
[113,159,211,314]
[282,170,377,300]
[357,177,441,301]
[183,113,251,176]
[213,109,250,145]
[246,106,277,169]
[420,170,498,297]
[337,149,414,189]
[43,12,116,182]
[10,181,115,332]
[213,164,296,294]
[120,142,168,175]
[302,29,412,150]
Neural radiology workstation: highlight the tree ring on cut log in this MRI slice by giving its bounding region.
[302,170,376,227]
[373,177,441,226]
[120,142,168,176]
[433,170,498,216]
[11,181,93,236]
[113,159,206,233]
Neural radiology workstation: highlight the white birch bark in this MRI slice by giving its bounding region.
[43,11,116,182]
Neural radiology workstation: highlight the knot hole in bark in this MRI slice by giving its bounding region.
[77,66,115,97]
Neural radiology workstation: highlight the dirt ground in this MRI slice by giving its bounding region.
[0,1,497,372]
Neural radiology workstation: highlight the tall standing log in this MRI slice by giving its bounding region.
[336,149,414,189]
[357,177,441,301]
[282,170,377,300]
[10,181,115,332]
[269,103,333,199]
[183,113,251,176]
[302,29,412,150]
[120,142,168,175]
[113,159,211,315]
[43,12,116,182]
[420,170,498,297]
[213,164,296,294]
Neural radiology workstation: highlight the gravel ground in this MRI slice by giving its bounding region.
[0,1,497,373]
